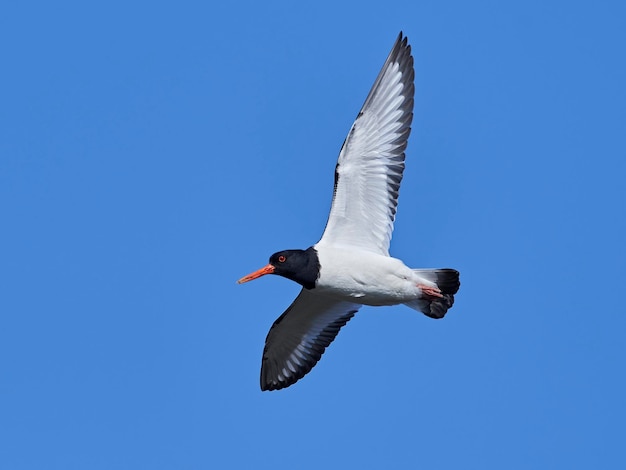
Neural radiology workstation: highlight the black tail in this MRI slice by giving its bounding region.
[404,269,460,319]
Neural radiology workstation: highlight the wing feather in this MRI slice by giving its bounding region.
[319,33,414,255]
[261,289,360,391]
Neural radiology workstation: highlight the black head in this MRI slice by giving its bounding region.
[238,247,320,289]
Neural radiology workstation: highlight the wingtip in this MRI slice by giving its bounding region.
[260,366,302,391]
[388,31,412,71]
[395,31,408,47]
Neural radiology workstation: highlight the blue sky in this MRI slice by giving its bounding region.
[2,1,625,468]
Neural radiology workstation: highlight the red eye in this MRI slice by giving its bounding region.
[278,255,286,263]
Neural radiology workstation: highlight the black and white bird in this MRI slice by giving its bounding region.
[239,33,460,391]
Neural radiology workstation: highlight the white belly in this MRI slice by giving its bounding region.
[314,244,422,306]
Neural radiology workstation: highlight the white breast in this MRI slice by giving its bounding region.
[314,243,420,306]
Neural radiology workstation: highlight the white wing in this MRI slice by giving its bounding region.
[319,33,414,255]
[261,289,360,391]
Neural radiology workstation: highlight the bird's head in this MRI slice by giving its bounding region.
[238,248,319,289]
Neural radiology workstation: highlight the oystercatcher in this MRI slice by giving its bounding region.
[239,33,460,391]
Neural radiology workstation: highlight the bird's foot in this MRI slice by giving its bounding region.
[418,284,443,299]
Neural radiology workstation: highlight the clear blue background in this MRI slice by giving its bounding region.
[2,1,625,468]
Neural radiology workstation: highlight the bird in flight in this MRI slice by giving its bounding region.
[239,33,460,391]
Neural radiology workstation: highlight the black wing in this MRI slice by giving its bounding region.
[261,289,360,391]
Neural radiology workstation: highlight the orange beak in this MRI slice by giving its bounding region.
[237,264,275,284]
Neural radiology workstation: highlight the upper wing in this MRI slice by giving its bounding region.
[261,289,361,391]
[319,33,414,256]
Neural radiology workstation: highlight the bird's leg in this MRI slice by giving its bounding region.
[418,284,443,298]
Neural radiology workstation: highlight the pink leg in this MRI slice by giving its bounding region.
[418,284,443,298]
